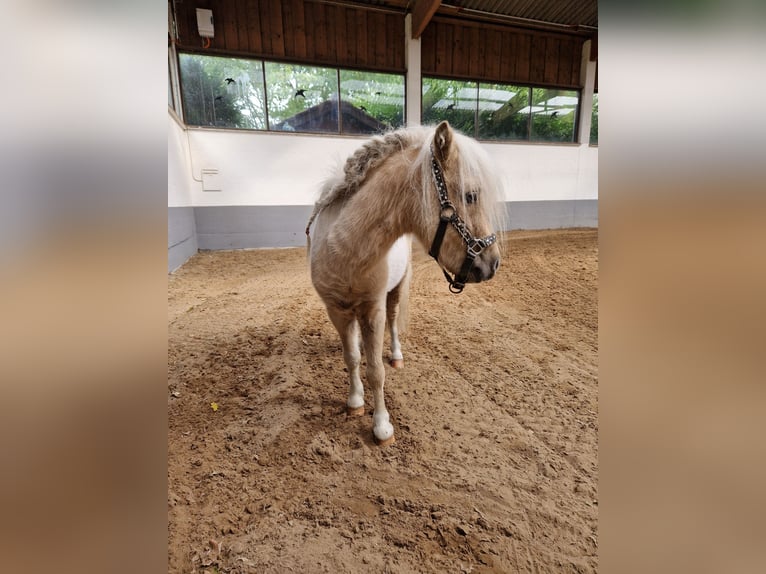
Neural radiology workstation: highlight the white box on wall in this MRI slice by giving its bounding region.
[201,168,222,192]
[196,8,214,38]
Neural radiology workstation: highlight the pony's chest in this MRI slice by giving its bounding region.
[385,235,410,293]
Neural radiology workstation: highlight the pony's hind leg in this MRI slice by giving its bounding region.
[328,309,365,416]
[360,302,395,445]
[386,262,411,369]
[386,288,404,369]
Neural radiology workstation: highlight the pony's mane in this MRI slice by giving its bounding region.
[306,126,431,233]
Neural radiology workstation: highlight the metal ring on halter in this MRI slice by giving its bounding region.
[440,204,456,221]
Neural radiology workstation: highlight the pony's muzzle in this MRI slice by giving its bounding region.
[471,255,500,282]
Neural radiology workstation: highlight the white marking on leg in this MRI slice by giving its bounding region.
[361,305,395,443]
[390,321,403,362]
[373,409,394,442]
[344,320,364,410]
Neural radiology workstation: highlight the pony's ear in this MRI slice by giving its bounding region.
[433,121,453,162]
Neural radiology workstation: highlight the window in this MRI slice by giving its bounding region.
[423,77,579,143]
[178,53,405,135]
[179,54,266,129]
[339,70,405,134]
[529,88,578,143]
[266,62,338,133]
[478,83,529,141]
[422,78,477,137]
[590,93,598,145]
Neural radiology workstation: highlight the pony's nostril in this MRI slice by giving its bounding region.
[492,258,500,272]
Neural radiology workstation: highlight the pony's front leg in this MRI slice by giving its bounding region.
[360,303,395,446]
[328,310,364,416]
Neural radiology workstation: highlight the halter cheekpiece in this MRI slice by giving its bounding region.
[427,145,496,294]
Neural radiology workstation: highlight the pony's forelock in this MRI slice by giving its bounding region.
[413,125,505,242]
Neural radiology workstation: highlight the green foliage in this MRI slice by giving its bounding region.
[177,54,582,142]
[422,78,476,135]
[265,62,337,129]
[478,85,530,141]
[529,88,577,143]
[178,54,266,129]
[339,70,404,131]
[422,78,578,142]
[178,53,405,134]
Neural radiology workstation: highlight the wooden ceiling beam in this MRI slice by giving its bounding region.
[411,0,441,39]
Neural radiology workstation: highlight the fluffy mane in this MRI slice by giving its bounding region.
[306,127,429,234]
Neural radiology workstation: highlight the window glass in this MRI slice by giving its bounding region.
[529,88,578,142]
[422,78,477,136]
[478,83,530,140]
[178,54,266,129]
[339,70,405,134]
[590,93,598,145]
[265,62,339,133]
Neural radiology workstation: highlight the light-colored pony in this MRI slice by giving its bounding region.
[307,121,502,445]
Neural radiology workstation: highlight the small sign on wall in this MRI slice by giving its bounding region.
[201,168,222,192]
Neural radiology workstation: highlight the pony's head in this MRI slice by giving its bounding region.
[414,121,503,289]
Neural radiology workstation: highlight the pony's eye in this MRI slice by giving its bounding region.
[465,191,478,205]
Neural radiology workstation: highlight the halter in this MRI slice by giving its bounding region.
[427,146,497,294]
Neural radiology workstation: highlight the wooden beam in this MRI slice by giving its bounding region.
[590,33,598,61]
[412,0,441,39]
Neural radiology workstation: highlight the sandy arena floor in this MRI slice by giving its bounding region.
[168,228,598,573]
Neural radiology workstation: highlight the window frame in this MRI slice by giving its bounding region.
[589,92,598,147]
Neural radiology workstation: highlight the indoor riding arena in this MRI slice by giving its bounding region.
[168,2,598,573]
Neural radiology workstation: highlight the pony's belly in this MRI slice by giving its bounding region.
[385,235,410,293]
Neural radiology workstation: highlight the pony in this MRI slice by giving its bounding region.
[306,121,502,445]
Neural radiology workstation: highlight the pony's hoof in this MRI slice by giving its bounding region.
[374,434,396,447]
[347,405,365,417]
[390,358,404,369]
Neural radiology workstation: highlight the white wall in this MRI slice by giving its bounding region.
[485,142,598,202]
[168,112,193,207]
[183,127,598,206]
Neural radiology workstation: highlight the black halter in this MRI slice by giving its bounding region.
[427,147,497,294]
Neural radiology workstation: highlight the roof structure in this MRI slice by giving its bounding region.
[273,100,390,134]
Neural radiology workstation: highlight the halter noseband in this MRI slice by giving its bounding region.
[427,146,496,294]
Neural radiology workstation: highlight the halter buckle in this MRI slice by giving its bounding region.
[466,239,484,258]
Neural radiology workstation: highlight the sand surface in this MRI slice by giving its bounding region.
[168,228,598,573]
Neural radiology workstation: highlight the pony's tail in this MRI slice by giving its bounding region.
[305,204,320,256]
[391,238,413,335]
[397,261,412,335]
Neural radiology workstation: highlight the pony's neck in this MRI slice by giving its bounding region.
[331,149,426,270]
